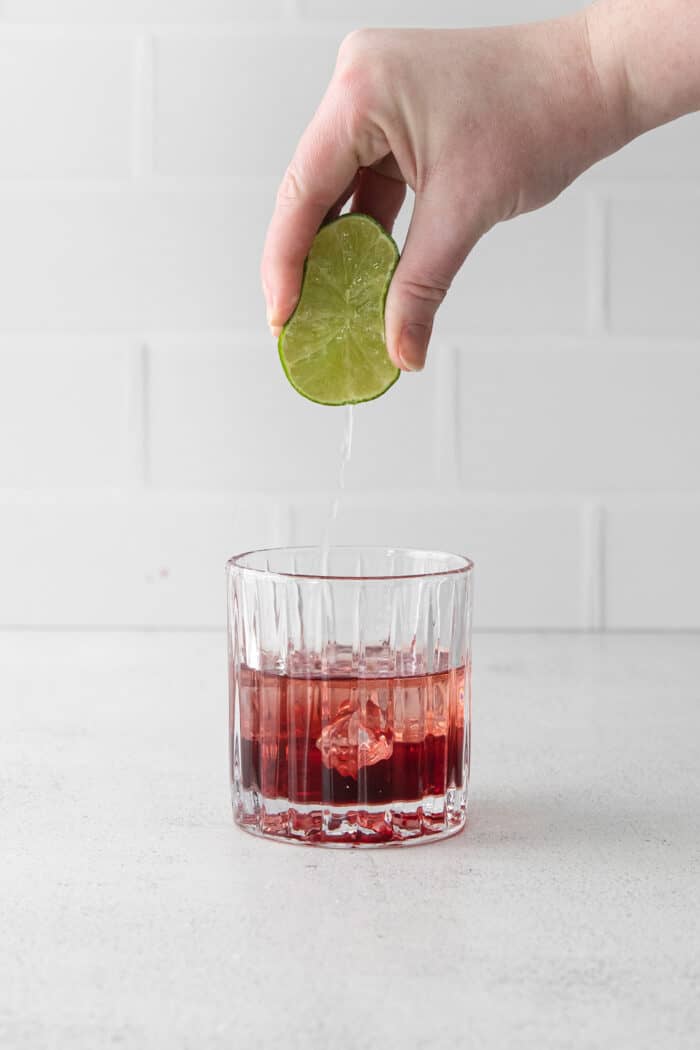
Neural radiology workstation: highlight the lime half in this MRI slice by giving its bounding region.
[278,213,400,405]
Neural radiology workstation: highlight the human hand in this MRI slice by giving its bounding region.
[261,13,624,371]
[262,2,698,372]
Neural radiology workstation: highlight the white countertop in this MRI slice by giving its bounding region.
[2,632,699,1049]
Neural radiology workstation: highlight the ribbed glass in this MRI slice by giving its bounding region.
[227,546,474,847]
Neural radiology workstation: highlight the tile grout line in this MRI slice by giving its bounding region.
[140,342,151,487]
[585,191,608,336]
[131,33,154,179]
[581,500,605,630]
[125,341,149,489]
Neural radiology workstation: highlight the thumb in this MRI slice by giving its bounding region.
[384,192,482,371]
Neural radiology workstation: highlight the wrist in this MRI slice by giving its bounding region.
[580,2,637,149]
[585,0,700,140]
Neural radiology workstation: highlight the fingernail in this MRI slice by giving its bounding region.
[398,323,428,371]
[266,305,282,338]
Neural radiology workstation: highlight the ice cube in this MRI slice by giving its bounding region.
[316,695,393,778]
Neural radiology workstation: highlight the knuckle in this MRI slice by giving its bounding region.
[334,30,398,162]
[335,29,384,107]
[275,164,332,214]
[335,62,374,112]
[276,165,305,206]
[337,28,376,66]
[399,276,450,306]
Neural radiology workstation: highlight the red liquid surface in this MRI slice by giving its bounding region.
[234,664,467,806]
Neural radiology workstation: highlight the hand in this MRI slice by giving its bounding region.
[261,13,625,370]
[261,1,700,371]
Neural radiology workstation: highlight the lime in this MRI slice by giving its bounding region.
[278,213,400,405]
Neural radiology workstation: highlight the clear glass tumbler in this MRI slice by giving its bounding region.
[227,547,474,847]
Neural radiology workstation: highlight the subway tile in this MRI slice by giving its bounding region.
[154,32,339,177]
[0,38,131,177]
[291,493,584,629]
[148,336,343,489]
[608,195,700,337]
[0,1,290,21]
[455,340,700,492]
[605,499,700,629]
[147,336,443,490]
[0,187,270,330]
[299,0,582,26]
[0,493,283,627]
[0,337,131,486]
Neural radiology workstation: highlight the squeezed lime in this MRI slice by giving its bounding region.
[278,213,400,405]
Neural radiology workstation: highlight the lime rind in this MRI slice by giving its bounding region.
[278,213,400,406]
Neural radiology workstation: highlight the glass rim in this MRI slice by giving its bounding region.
[227,545,474,583]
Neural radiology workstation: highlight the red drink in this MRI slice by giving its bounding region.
[232,654,469,845]
[228,545,474,847]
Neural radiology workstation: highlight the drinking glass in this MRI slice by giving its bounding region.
[227,546,474,847]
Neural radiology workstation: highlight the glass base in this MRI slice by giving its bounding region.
[233,785,468,848]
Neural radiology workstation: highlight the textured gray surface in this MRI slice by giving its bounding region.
[2,632,699,1049]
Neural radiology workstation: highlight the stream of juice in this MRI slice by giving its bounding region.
[320,404,353,573]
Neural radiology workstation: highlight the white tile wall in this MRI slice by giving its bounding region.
[291,494,585,629]
[147,335,345,489]
[0,493,283,627]
[0,1,294,22]
[0,0,696,629]
[605,500,700,629]
[0,338,131,486]
[608,193,700,337]
[147,335,444,491]
[0,38,132,177]
[0,188,254,329]
[456,340,700,491]
[298,1,584,27]
[153,32,338,177]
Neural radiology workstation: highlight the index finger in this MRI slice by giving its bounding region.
[261,86,379,335]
